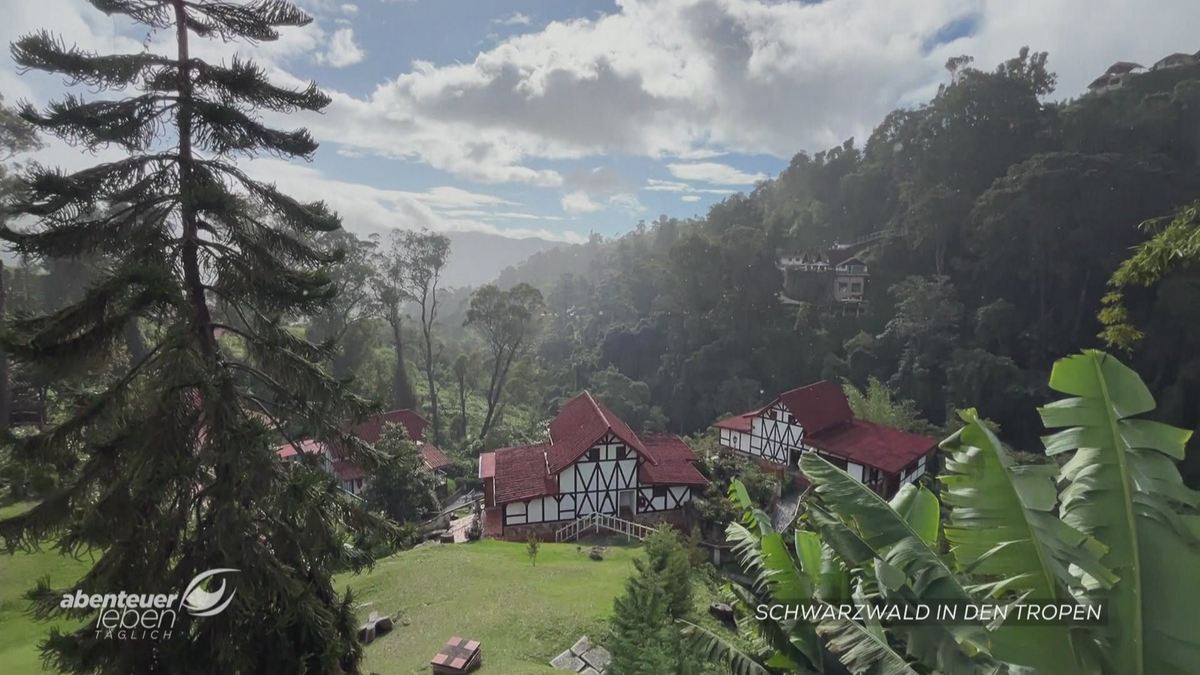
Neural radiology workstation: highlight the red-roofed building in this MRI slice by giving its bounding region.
[276,409,450,495]
[714,382,935,497]
[479,391,707,541]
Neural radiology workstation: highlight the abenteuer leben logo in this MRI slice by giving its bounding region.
[59,568,239,640]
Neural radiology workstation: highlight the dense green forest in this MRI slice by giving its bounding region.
[479,49,1200,483]
[7,48,1200,491]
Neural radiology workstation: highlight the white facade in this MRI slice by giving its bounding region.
[718,404,928,490]
[718,427,750,454]
[898,455,928,485]
[749,402,803,465]
[502,433,694,527]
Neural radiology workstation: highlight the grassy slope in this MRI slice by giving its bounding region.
[349,540,637,675]
[0,502,94,675]
[0,535,646,675]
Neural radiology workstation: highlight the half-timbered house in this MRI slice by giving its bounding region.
[714,381,935,498]
[479,391,708,541]
[277,409,450,496]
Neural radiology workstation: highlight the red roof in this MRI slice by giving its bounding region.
[546,391,652,474]
[719,381,936,474]
[639,433,707,485]
[420,443,451,472]
[777,381,853,435]
[353,409,428,445]
[714,412,755,433]
[492,443,556,504]
[490,392,707,505]
[332,459,364,481]
[276,409,428,459]
[277,438,322,459]
[479,452,495,479]
[804,419,935,474]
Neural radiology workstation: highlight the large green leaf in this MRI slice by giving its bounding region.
[889,483,940,546]
[796,529,824,590]
[815,602,921,675]
[1042,351,1200,675]
[941,408,1113,674]
[801,453,974,606]
[801,453,996,673]
[680,621,779,675]
[726,480,824,667]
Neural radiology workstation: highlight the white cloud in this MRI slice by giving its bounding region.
[284,0,1200,188]
[341,3,358,14]
[667,162,767,185]
[643,179,733,195]
[10,0,1200,239]
[494,12,532,26]
[681,195,701,202]
[561,191,601,214]
[317,27,365,68]
[244,159,585,242]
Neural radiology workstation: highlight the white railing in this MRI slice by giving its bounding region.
[554,512,656,542]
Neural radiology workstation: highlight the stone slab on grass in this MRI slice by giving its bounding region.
[581,645,611,670]
[550,651,584,672]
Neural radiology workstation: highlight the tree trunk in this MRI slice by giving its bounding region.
[478,340,521,441]
[478,349,506,441]
[0,259,8,432]
[174,0,219,365]
[389,313,417,410]
[1071,267,1093,345]
[124,319,147,363]
[457,369,467,440]
[423,331,440,445]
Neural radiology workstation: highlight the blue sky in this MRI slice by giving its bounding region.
[4,0,1200,244]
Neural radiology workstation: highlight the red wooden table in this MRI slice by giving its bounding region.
[431,636,482,674]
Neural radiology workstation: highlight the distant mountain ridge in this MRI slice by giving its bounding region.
[342,225,567,289]
[0,226,567,290]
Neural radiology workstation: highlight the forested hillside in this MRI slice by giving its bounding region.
[493,49,1200,481]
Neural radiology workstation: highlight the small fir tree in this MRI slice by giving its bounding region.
[608,528,702,675]
[0,2,393,673]
[526,533,540,566]
[361,423,440,523]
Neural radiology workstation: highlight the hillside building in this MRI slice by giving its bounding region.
[478,391,707,541]
[1151,52,1199,71]
[714,381,935,498]
[1088,61,1145,94]
[779,248,868,304]
[276,409,450,496]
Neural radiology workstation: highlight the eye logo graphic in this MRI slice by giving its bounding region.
[180,568,239,617]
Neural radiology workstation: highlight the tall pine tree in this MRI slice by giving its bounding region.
[0,1,393,673]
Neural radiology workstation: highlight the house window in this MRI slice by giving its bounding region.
[617,446,628,459]
[653,486,668,499]
[786,413,794,424]
[588,448,599,461]
[851,282,862,293]
[838,282,849,291]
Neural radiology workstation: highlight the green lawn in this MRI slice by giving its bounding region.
[349,540,639,675]
[0,503,95,675]
[0,533,646,675]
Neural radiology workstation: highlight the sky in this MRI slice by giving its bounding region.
[3,0,1200,245]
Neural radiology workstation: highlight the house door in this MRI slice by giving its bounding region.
[618,490,635,518]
